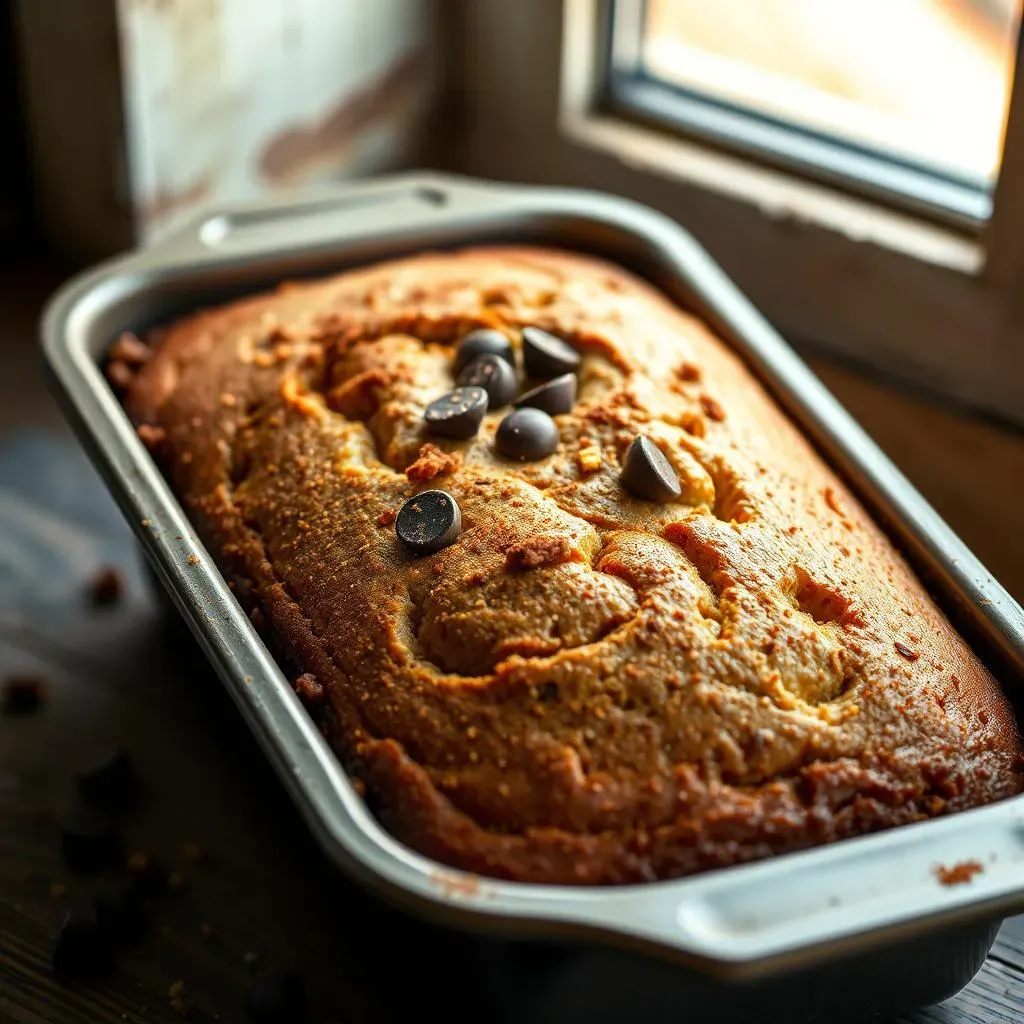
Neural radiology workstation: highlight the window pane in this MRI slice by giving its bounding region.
[642,0,1021,185]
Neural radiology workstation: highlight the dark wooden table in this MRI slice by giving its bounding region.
[1,267,1023,1022]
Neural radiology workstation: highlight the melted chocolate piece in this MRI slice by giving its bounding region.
[515,373,577,415]
[424,387,488,440]
[396,491,462,555]
[458,354,517,409]
[620,436,681,502]
[522,327,580,378]
[454,328,514,372]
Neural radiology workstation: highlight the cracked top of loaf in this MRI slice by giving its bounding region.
[122,246,1023,884]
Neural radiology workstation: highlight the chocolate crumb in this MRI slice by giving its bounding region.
[2,675,46,715]
[294,673,325,705]
[87,566,124,606]
[934,860,983,886]
[405,443,460,482]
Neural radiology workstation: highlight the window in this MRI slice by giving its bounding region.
[607,0,1022,226]
[451,0,1024,425]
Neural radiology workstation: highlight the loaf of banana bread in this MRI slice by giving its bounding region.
[120,247,1023,884]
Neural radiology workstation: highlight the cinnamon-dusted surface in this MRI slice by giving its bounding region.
[124,247,1023,884]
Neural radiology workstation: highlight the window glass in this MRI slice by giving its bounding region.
[640,0,1021,186]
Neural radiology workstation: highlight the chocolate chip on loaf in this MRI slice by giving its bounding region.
[522,327,581,378]
[620,436,681,502]
[396,491,462,555]
[454,328,514,372]
[424,387,488,440]
[515,373,577,416]
[458,354,517,409]
[496,408,559,461]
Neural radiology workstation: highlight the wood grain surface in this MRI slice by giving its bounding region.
[0,266,1022,1021]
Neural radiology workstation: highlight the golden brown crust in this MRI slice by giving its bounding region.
[124,246,1023,884]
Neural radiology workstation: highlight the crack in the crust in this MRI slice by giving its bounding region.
[217,460,898,849]
[312,318,761,529]
[236,374,852,717]
[787,564,861,629]
[406,516,643,677]
[230,320,856,752]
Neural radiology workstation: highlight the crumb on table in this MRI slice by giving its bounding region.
[86,566,124,606]
[2,675,47,715]
[934,860,984,886]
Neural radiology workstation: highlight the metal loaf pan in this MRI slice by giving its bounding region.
[42,172,1024,1022]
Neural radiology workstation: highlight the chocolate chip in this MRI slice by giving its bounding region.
[620,436,681,502]
[60,804,123,873]
[515,373,577,416]
[522,327,580,378]
[75,743,137,812]
[458,354,517,409]
[52,906,112,981]
[1,675,46,715]
[424,387,488,440]
[454,329,514,372]
[396,491,462,556]
[244,970,308,1024]
[95,878,148,944]
[496,409,559,462]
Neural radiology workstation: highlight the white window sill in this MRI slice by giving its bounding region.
[560,110,984,277]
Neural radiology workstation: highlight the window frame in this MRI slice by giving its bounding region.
[604,0,995,229]
[451,0,1024,425]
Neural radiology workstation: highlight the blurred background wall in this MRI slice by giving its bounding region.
[11,0,443,262]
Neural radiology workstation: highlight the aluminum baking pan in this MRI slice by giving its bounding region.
[40,173,1024,999]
